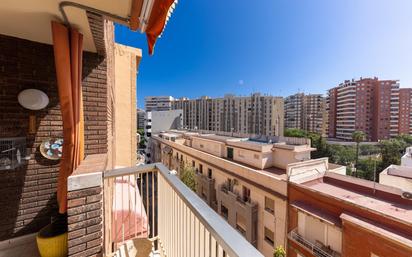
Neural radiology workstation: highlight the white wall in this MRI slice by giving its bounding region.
[191,137,225,157]
[401,147,412,166]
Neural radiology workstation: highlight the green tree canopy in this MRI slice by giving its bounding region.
[180,164,197,191]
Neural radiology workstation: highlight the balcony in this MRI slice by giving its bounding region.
[103,163,263,257]
[195,172,217,209]
[217,185,258,246]
[288,229,341,257]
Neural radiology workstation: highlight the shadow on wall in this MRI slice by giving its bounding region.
[0,34,107,240]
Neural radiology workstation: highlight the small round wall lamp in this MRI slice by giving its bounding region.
[18,89,49,110]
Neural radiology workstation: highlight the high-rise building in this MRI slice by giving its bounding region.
[399,88,412,135]
[285,93,326,135]
[145,96,174,111]
[137,108,146,129]
[327,77,400,141]
[285,93,304,130]
[172,93,284,136]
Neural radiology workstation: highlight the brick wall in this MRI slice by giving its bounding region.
[67,186,103,257]
[67,154,106,257]
[0,34,108,240]
[83,53,108,156]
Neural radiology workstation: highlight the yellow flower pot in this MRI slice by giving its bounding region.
[36,223,68,257]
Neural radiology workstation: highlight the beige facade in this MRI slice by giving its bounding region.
[148,130,322,257]
[172,93,284,136]
[113,43,141,167]
[285,93,326,135]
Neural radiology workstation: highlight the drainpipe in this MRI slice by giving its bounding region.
[285,167,291,254]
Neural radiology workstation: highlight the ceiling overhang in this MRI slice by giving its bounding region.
[0,0,177,54]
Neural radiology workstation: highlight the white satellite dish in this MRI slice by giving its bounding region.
[18,89,49,110]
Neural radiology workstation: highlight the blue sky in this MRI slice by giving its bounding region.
[115,0,412,108]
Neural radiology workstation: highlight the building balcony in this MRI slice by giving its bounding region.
[217,185,258,246]
[288,229,341,257]
[103,163,263,257]
[195,172,217,208]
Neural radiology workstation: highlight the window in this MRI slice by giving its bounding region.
[264,227,274,246]
[192,160,195,167]
[265,197,274,214]
[221,204,228,220]
[199,164,203,174]
[242,186,251,203]
[227,147,234,159]
[208,168,212,179]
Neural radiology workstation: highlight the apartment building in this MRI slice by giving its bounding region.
[144,110,183,162]
[172,93,284,136]
[137,108,146,129]
[147,130,347,257]
[287,168,412,257]
[327,77,400,141]
[145,95,174,111]
[399,88,412,135]
[285,93,326,135]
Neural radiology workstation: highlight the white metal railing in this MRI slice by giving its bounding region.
[289,229,340,257]
[104,163,263,257]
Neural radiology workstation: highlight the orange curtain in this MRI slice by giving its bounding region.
[146,0,175,55]
[51,21,85,214]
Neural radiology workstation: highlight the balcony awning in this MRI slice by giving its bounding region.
[143,0,178,55]
[291,201,341,227]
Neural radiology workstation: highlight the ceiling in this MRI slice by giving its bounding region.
[0,0,135,52]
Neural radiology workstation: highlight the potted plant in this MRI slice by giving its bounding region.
[36,213,68,257]
[274,246,286,257]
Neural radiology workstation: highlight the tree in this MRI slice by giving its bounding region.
[379,139,408,169]
[180,164,197,191]
[284,128,307,138]
[357,158,379,181]
[309,132,327,158]
[325,144,356,166]
[352,131,365,177]
[137,129,146,148]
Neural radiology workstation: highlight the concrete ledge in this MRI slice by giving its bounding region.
[68,154,107,191]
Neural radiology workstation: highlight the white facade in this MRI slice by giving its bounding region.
[379,147,412,192]
[401,147,412,167]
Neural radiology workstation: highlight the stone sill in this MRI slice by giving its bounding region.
[68,154,107,191]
